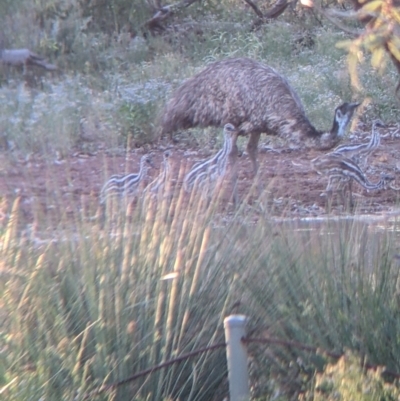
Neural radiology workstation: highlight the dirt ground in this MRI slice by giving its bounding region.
[2,122,400,229]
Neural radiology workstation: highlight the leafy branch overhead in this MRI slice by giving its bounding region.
[145,0,400,97]
[301,0,400,94]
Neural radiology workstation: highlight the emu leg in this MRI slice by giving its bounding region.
[230,161,239,206]
[247,132,261,175]
[336,178,348,210]
[337,178,353,211]
[347,180,354,210]
[325,189,334,213]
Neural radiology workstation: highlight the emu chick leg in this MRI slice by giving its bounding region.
[229,131,240,205]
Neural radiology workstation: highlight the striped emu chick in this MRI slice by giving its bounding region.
[312,152,391,207]
[331,119,384,167]
[183,123,238,193]
[144,150,172,195]
[159,57,359,174]
[100,154,153,204]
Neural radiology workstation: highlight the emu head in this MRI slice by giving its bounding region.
[223,123,239,154]
[333,102,360,139]
[141,154,155,170]
[162,150,172,171]
[317,102,359,150]
[373,119,386,129]
[224,123,236,133]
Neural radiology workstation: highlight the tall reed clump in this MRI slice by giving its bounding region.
[239,217,400,399]
[2,168,400,400]
[0,173,245,401]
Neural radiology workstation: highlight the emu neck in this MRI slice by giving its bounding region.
[313,116,350,151]
[138,163,148,181]
[331,112,353,140]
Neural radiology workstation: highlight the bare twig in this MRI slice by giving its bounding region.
[144,0,200,32]
[244,0,291,21]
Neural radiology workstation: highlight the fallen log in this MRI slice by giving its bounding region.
[0,49,57,71]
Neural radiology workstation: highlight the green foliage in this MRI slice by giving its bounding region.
[304,351,400,400]
[0,0,23,17]
[0,77,110,155]
[117,100,159,146]
[335,0,400,92]
[115,77,172,146]
[34,0,152,36]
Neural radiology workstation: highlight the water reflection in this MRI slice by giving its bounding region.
[273,212,400,274]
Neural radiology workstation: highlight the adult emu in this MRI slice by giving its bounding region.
[159,57,359,173]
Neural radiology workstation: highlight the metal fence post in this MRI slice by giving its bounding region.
[224,315,250,401]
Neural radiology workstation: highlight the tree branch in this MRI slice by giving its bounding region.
[264,0,291,19]
[143,0,200,32]
[243,0,291,26]
[242,0,264,19]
